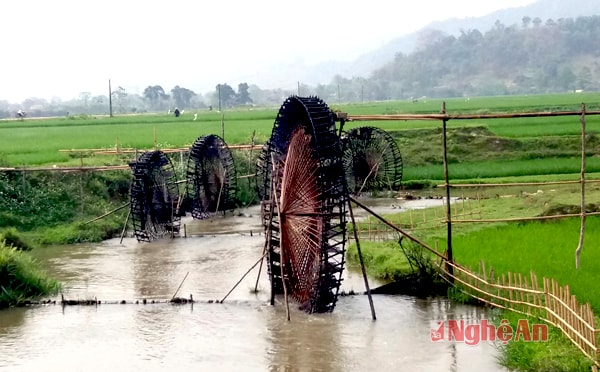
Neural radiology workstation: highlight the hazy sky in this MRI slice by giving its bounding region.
[1,0,537,102]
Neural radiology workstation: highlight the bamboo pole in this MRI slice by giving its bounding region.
[256,201,275,294]
[348,198,377,320]
[221,250,268,303]
[346,109,600,121]
[441,102,454,280]
[273,170,290,321]
[211,168,227,220]
[0,165,131,172]
[171,272,189,301]
[437,179,600,188]
[576,103,586,269]
[349,196,446,260]
[84,203,130,224]
[119,210,130,244]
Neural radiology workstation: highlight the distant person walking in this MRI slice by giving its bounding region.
[174,108,180,117]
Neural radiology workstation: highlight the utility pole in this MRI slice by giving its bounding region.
[108,79,113,117]
[218,84,222,112]
[361,85,364,104]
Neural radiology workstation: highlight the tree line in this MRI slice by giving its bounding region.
[0,82,281,119]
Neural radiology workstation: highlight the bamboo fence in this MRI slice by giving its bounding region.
[444,260,599,367]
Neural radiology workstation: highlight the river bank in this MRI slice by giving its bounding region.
[347,190,600,371]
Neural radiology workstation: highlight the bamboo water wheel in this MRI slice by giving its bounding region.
[185,134,237,219]
[258,96,347,313]
[129,150,181,242]
[342,126,403,194]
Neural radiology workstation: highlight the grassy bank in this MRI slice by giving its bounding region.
[349,185,600,370]
[348,217,598,370]
[0,170,130,245]
[451,217,600,311]
[0,241,60,308]
[494,311,593,371]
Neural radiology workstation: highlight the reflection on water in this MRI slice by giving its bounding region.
[0,203,507,372]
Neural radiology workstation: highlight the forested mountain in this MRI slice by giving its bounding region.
[298,0,600,93]
[364,15,600,99]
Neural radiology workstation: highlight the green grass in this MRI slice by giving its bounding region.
[0,242,60,308]
[2,92,599,169]
[346,241,411,281]
[487,115,600,137]
[494,311,593,371]
[335,92,600,116]
[405,157,600,180]
[0,111,275,166]
[452,217,600,312]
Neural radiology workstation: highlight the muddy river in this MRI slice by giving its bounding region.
[0,199,509,371]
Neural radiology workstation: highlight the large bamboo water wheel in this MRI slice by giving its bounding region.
[129,150,181,242]
[186,134,237,219]
[258,96,347,314]
[342,126,403,194]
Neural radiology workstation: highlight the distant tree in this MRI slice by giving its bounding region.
[533,17,542,27]
[189,93,206,109]
[78,92,91,108]
[143,85,169,111]
[557,66,577,90]
[577,67,593,90]
[236,83,252,105]
[111,86,128,113]
[315,83,335,101]
[171,85,196,108]
[416,29,447,49]
[215,83,236,109]
[522,16,531,28]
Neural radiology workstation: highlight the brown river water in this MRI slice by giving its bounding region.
[0,199,509,371]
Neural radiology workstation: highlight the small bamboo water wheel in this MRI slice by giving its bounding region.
[185,134,237,219]
[129,150,181,242]
[342,126,403,194]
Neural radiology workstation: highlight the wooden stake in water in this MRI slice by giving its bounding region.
[221,250,268,303]
[271,162,290,321]
[119,210,130,244]
[348,198,377,321]
[171,272,189,301]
